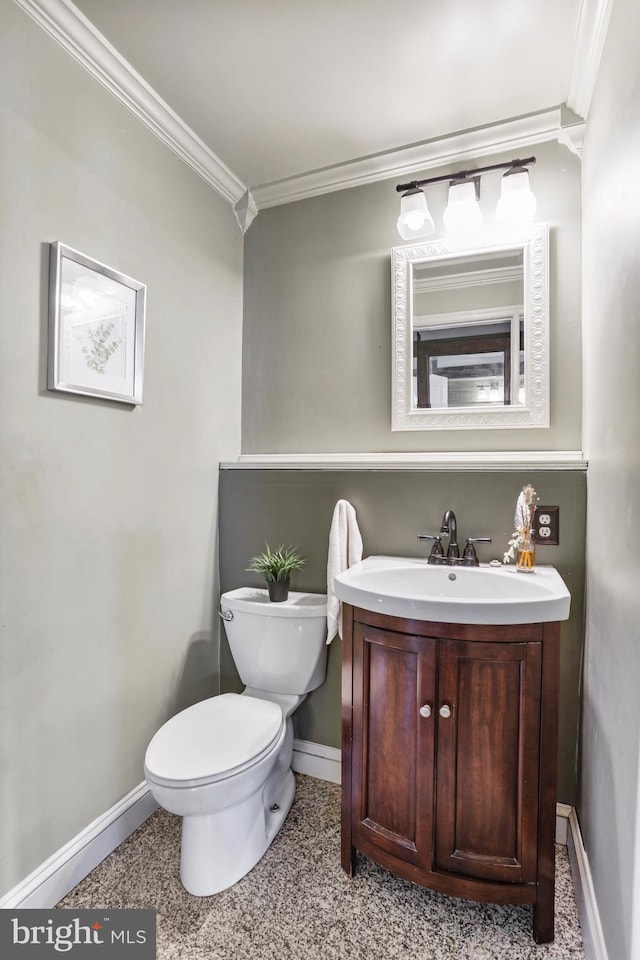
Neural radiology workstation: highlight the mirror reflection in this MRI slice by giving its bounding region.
[392,224,549,431]
[412,251,524,409]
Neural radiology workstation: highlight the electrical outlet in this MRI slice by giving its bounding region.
[533,506,559,545]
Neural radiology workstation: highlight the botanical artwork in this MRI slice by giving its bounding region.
[49,243,145,404]
[60,260,132,388]
[81,319,122,375]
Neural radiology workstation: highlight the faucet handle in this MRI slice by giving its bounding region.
[417,534,445,564]
[462,537,492,566]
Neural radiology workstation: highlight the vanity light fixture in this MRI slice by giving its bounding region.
[396,187,435,240]
[443,177,482,235]
[496,167,537,226]
[395,156,536,239]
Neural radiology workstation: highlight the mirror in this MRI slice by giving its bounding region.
[392,224,549,431]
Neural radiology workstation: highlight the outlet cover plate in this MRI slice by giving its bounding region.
[533,506,559,545]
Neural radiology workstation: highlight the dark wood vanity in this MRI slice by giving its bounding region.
[340,603,561,943]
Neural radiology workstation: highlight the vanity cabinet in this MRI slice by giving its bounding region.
[341,604,561,944]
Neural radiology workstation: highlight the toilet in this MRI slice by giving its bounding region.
[144,587,328,896]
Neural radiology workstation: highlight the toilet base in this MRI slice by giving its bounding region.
[179,723,296,896]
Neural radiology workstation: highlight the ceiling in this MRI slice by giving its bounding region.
[69,0,586,194]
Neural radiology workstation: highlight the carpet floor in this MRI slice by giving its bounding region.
[58,775,585,959]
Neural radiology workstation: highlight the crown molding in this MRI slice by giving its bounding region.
[414,264,522,296]
[233,189,259,234]
[14,0,248,207]
[567,0,615,120]
[15,0,594,217]
[250,108,583,209]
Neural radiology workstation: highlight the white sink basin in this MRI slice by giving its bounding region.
[334,555,571,625]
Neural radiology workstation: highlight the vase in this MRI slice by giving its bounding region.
[267,579,290,602]
[516,536,536,573]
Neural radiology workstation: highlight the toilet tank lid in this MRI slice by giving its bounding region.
[144,694,283,783]
[221,587,327,617]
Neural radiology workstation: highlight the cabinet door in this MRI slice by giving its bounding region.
[352,622,436,869]
[434,638,542,883]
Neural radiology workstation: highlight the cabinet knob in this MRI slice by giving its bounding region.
[419,704,432,718]
[439,704,452,719]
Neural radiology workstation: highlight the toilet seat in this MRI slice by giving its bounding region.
[144,693,284,789]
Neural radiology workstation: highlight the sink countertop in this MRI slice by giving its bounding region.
[334,555,571,625]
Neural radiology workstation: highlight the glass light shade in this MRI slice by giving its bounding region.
[496,169,536,226]
[443,180,482,235]
[396,188,435,240]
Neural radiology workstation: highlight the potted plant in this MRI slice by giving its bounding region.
[246,544,305,602]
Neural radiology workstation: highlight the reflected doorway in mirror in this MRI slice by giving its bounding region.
[392,224,549,431]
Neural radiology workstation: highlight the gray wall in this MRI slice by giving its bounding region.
[236,126,586,809]
[243,139,582,454]
[219,468,586,805]
[0,3,242,896]
[580,0,640,957]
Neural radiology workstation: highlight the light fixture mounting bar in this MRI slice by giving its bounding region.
[395,156,536,194]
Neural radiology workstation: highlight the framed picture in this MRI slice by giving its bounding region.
[48,242,146,404]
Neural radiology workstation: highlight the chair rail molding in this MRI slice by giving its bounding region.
[226,452,588,471]
[13,0,249,209]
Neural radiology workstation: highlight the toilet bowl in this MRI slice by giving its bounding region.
[144,587,327,896]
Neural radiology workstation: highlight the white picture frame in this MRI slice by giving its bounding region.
[48,242,146,404]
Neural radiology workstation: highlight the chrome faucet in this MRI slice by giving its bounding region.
[440,510,459,561]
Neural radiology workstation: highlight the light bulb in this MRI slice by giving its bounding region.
[396,188,435,240]
[443,179,482,235]
[496,168,536,226]
[405,211,426,231]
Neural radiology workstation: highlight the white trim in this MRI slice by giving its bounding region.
[414,264,523,295]
[14,1,599,214]
[0,782,157,909]
[414,306,522,330]
[13,1,594,214]
[250,109,584,209]
[224,451,587,471]
[567,806,610,960]
[292,739,341,785]
[567,0,616,120]
[13,0,247,206]
[557,123,586,160]
[233,189,259,234]
[0,755,577,914]
[556,802,572,846]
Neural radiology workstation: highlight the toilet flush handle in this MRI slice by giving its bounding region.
[219,609,233,621]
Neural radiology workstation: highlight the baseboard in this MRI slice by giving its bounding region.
[1,742,337,909]
[292,738,341,784]
[556,801,572,845]
[0,744,591,926]
[0,783,157,909]
[567,807,609,960]
[294,748,609,956]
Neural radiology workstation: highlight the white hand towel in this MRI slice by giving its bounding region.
[326,499,363,643]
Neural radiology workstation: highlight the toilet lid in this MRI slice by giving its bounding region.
[144,694,283,784]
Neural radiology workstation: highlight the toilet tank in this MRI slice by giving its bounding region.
[220,588,328,694]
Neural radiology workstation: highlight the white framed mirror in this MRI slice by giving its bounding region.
[392,223,549,431]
